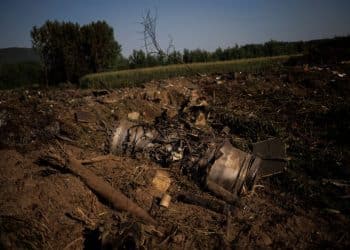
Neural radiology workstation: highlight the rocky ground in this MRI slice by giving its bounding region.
[0,63,349,249]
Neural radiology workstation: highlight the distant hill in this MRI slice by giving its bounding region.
[0,47,40,64]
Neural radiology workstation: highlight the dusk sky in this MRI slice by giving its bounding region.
[1,0,350,56]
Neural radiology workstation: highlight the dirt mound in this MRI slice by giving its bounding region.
[0,65,349,249]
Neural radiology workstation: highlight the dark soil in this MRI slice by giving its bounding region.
[0,63,349,249]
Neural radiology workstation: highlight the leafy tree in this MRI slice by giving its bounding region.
[183,49,191,63]
[128,50,147,68]
[146,54,159,67]
[167,51,182,64]
[81,21,121,73]
[113,55,130,70]
[31,20,121,85]
[189,49,210,62]
[60,22,82,82]
[31,21,65,85]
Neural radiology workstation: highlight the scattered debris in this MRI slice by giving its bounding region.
[110,120,133,154]
[332,70,347,78]
[151,170,171,197]
[92,89,109,97]
[177,192,228,214]
[205,140,261,200]
[194,111,207,127]
[322,179,350,188]
[253,138,287,178]
[55,134,75,143]
[128,111,141,121]
[1,61,349,248]
[323,208,341,214]
[160,194,171,208]
[75,111,95,123]
[109,101,286,203]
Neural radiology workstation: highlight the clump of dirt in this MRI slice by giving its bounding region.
[0,63,349,249]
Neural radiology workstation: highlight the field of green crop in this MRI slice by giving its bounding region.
[80,55,295,89]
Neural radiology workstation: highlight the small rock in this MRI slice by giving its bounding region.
[127,111,140,121]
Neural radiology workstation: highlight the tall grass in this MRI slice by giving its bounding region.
[80,55,293,89]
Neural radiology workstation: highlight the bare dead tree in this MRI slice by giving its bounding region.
[140,9,201,76]
[140,9,175,59]
[141,9,161,55]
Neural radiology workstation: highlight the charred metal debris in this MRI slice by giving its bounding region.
[109,90,287,204]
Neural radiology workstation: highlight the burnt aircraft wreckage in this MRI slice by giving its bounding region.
[109,92,287,203]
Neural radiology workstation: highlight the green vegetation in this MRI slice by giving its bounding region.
[0,48,39,64]
[80,55,292,88]
[0,62,41,89]
[127,40,304,69]
[127,36,350,69]
[0,48,41,89]
[31,20,121,85]
[1,25,349,89]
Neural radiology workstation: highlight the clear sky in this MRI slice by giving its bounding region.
[1,0,349,56]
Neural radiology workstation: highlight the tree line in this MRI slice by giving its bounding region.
[126,36,350,68]
[127,40,304,69]
[1,19,348,87]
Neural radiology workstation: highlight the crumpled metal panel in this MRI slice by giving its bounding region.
[110,120,158,156]
[253,138,287,178]
[110,120,133,154]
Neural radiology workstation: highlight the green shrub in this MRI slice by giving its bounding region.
[0,62,42,89]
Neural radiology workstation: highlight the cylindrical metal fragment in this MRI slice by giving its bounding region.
[206,140,261,197]
[160,194,171,208]
[110,120,157,155]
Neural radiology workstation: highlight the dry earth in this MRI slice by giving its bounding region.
[0,64,349,249]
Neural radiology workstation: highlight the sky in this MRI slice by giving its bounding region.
[1,0,350,56]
